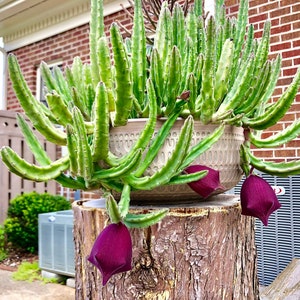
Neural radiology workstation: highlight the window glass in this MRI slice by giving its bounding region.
[36,61,63,106]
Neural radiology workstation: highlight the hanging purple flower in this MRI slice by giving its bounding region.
[184,165,225,199]
[240,174,281,226]
[88,222,132,285]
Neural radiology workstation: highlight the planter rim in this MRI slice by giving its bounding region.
[111,118,243,134]
[122,118,241,126]
[73,194,240,211]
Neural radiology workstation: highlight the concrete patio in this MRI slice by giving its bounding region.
[0,269,74,300]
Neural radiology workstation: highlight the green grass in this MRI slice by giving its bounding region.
[12,261,60,283]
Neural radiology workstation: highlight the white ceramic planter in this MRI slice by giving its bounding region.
[109,119,244,203]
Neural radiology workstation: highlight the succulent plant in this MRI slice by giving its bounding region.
[2,0,300,286]
[1,0,300,227]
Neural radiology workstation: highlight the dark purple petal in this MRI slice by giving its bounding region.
[88,222,132,285]
[240,174,281,226]
[185,165,225,199]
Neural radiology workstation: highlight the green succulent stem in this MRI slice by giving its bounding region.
[1,0,300,231]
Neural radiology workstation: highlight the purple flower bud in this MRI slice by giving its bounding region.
[184,165,225,199]
[240,174,281,226]
[88,222,132,285]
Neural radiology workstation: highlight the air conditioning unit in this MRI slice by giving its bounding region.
[38,210,75,277]
[230,173,300,286]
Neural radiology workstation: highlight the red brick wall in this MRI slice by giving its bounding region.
[6,8,133,111]
[225,0,300,161]
[6,23,89,111]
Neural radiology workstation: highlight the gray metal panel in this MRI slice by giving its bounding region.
[38,210,75,277]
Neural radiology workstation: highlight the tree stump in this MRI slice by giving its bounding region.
[73,194,259,300]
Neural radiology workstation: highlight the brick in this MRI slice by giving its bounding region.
[293,96,300,107]
[283,67,299,76]
[249,7,258,16]
[271,18,280,27]
[294,57,300,65]
[63,45,71,51]
[225,0,239,6]
[293,21,300,30]
[249,13,268,24]
[270,24,291,35]
[271,41,291,52]
[266,122,284,132]
[280,113,298,123]
[254,30,263,39]
[296,93,300,101]
[281,13,300,25]
[293,39,300,47]
[261,132,273,139]
[273,87,284,96]
[281,30,300,41]
[274,149,296,158]
[270,34,280,44]
[249,0,267,8]
[229,5,239,14]
[270,6,291,19]
[281,59,293,68]
[251,150,274,159]
[282,49,300,59]
[286,140,300,148]
[259,1,279,14]
[280,0,297,7]
[292,3,300,13]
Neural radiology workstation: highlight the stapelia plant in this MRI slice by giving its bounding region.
[1,0,300,284]
[184,165,225,198]
[88,222,133,285]
[240,172,281,226]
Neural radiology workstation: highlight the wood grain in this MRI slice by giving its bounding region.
[73,194,259,300]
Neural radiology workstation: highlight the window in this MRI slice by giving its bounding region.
[36,60,63,106]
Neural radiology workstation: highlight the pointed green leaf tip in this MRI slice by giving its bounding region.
[106,194,122,224]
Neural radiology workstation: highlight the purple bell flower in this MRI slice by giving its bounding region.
[240,174,281,226]
[88,222,132,285]
[184,165,225,199]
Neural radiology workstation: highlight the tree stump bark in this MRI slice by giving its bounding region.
[73,194,259,300]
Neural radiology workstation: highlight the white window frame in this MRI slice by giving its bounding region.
[0,38,7,110]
